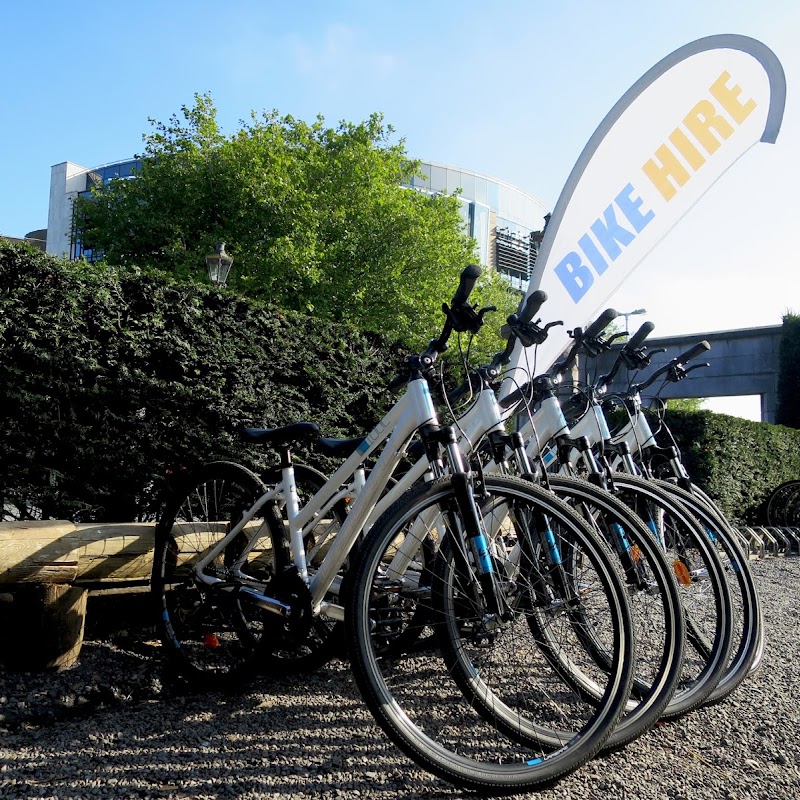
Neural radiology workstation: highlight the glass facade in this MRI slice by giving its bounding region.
[408,162,549,293]
[70,159,141,261]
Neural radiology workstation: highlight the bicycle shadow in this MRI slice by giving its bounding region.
[0,659,468,799]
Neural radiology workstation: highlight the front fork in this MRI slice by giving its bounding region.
[484,431,586,608]
[422,424,510,619]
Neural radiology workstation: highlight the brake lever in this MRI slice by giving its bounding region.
[684,362,709,375]
[620,346,652,371]
[443,301,485,334]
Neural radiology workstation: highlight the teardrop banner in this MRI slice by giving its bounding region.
[510,34,786,377]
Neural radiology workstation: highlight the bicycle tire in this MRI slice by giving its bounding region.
[543,475,685,749]
[765,479,800,527]
[346,474,634,793]
[603,473,734,718]
[651,479,762,706]
[152,460,278,687]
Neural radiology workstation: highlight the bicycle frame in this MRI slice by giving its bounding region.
[192,377,441,617]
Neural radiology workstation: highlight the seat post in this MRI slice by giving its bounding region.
[277,444,308,581]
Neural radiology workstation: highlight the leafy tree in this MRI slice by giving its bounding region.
[666,397,706,412]
[76,94,518,355]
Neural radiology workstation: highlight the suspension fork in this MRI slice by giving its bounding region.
[533,432,648,590]
[485,430,585,606]
[422,425,509,618]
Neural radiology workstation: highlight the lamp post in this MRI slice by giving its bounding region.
[620,307,647,334]
[206,242,233,287]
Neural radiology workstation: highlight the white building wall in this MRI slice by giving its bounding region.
[46,162,88,257]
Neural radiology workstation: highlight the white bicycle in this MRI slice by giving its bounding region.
[152,266,636,793]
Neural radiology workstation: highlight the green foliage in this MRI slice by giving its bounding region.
[665,397,706,412]
[0,241,401,522]
[660,409,800,522]
[776,312,800,428]
[76,93,480,351]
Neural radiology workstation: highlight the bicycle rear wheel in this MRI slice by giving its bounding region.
[346,475,634,793]
[152,461,277,687]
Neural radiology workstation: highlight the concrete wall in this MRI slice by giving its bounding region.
[592,325,783,423]
[46,162,88,257]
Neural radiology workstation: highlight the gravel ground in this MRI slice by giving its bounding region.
[1,557,798,800]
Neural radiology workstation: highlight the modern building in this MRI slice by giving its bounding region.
[406,163,550,292]
[46,158,550,291]
[46,159,140,261]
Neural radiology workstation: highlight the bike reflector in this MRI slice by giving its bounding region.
[673,559,693,586]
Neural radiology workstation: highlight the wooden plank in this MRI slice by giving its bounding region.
[0,521,80,584]
[72,522,155,583]
[0,519,271,585]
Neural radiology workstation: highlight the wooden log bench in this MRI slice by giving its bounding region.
[0,520,158,672]
[0,518,275,672]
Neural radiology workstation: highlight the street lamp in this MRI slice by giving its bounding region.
[620,307,647,334]
[206,242,233,286]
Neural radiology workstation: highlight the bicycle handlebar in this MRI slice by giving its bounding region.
[451,263,481,307]
[389,263,491,392]
[583,308,619,339]
[500,290,549,341]
[676,340,710,364]
[518,290,548,324]
[630,339,712,394]
[499,307,621,412]
[625,320,655,352]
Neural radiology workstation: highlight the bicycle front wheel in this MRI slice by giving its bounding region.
[544,475,685,749]
[608,474,733,718]
[652,479,762,706]
[346,474,634,794]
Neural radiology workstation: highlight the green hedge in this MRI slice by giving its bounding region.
[0,242,400,522]
[3,240,799,525]
[661,409,800,522]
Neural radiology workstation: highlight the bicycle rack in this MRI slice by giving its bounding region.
[753,526,776,557]
[728,526,752,558]
[766,527,790,557]
[734,526,765,560]
[782,527,800,555]
[754,526,771,556]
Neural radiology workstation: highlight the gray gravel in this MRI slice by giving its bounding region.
[1,558,798,800]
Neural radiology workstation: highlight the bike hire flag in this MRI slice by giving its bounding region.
[510,34,785,377]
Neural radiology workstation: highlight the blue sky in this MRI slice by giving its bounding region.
[2,1,798,418]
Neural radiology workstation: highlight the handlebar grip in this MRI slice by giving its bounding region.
[518,290,548,323]
[625,320,655,351]
[583,308,619,339]
[676,340,711,364]
[499,384,526,410]
[451,264,482,307]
